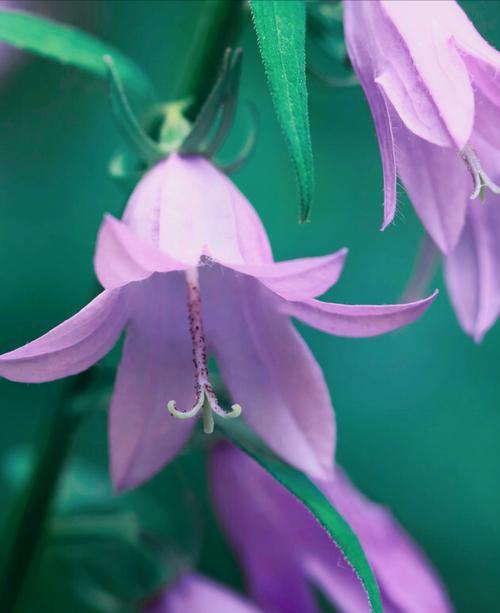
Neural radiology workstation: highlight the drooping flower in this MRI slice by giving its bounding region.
[210,443,453,613]
[444,187,500,342]
[143,572,261,613]
[0,154,436,490]
[344,0,500,254]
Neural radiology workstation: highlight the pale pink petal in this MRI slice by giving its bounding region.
[472,88,500,151]
[377,0,474,148]
[448,0,500,109]
[393,119,470,253]
[210,444,452,613]
[110,274,195,492]
[144,573,261,613]
[222,248,347,300]
[344,2,397,229]
[94,214,187,290]
[203,266,335,481]
[122,154,272,267]
[284,292,437,338]
[444,196,500,342]
[209,443,331,613]
[316,468,453,613]
[0,289,126,383]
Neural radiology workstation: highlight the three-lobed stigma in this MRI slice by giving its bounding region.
[166,266,242,434]
[461,145,500,201]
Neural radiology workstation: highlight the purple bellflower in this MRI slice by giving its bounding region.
[210,443,453,613]
[0,154,435,490]
[143,572,261,613]
[444,163,500,341]
[344,0,500,254]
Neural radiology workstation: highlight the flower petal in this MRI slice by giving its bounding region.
[315,468,453,613]
[345,0,474,148]
[122,154,272,266]
[472,88,500,151]
[444,197,500,342]
[393,120,470,253]
[110,274,195,492]
[221,248,347,300]
[377,0,473,148]
[202,266,335,481]
[209,443,331,613]
[344,3,397,229]
[447,0,500,109]
[144,573,261,613]
[210,444,452,613]
[0,289,126,383]
[283,291,437,338]
[94,214,187,290]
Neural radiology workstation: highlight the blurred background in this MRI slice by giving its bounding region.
[0,1,499,611]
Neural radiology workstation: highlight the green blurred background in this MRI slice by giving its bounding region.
[0,1,499,611]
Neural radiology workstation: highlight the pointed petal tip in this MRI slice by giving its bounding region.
[95,213,187,290]
[380,217,392,232]
[473,331,485,344]
[413,287,439,311]
[434,232,458,255]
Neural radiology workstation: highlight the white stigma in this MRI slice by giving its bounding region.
[461,145,500,200]
[167,267,241,434]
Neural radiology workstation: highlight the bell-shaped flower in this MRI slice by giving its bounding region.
[143,572,261,613]
[445,192,500,341]
[210,443,453,613]
[0,154,435,490]
[344,0,500,253]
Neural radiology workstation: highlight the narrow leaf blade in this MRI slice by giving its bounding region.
[250,0,314,221]
[223,424,383,613]
[0,10,153,101]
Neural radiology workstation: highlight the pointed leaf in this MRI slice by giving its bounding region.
[0,10,153,101]
[250,0,314,221]
[222,423,383,613]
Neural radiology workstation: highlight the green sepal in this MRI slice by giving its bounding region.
[105,55,164,165]
[180,47,243,156]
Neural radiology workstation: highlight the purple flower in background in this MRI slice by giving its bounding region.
[0,154,435,490]
[445,182,500,341]
[344,0,500,253]
[143,573,261,613]
[210,443,453,613]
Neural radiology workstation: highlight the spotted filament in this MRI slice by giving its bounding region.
[461,145,500,201]
[167,267,241,434]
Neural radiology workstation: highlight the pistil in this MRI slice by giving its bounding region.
[167,267,241,433]
[461,145,500,200]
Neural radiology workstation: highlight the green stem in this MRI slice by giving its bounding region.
[0,372,93,611]
[173,0,245,116]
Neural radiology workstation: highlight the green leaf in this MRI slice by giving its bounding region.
[222,424,383,613]
[250,0,314,221]
[0,10,153,102]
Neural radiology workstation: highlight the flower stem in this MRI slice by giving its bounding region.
[0,373,93,611]
[173,0,246,116]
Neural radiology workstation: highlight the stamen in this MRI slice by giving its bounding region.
[166,267,242,433]
[461,145,500,201]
